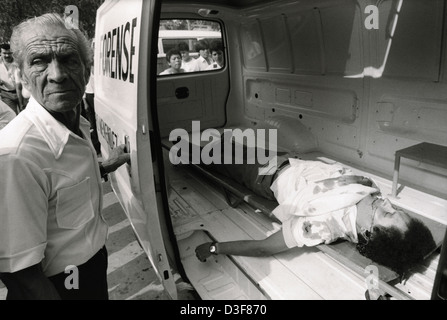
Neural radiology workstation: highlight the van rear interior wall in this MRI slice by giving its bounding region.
[154,0,447,299]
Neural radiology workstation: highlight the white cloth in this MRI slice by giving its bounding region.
[270,158,378,248]
[0,97,108,276]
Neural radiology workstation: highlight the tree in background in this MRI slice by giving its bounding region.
[0,0,104,43]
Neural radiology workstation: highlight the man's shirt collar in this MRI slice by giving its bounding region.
[25,96,89,160]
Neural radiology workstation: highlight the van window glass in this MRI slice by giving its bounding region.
[157,19,224,76]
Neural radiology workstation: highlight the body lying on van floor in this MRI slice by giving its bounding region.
[94,0,447,300]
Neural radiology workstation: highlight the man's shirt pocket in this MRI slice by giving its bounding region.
[55,177,95,229]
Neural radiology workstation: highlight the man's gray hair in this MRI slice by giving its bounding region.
[10,13,93,73]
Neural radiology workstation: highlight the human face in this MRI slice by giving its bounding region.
[1,49,13,63]
[180,50,190,61]
[199,48,210,59]
[211,50,224,66]
[168,54,182,70]
[21,25,88,113]
[371,198,412,233]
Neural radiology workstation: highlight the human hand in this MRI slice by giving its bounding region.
[101,144,131,174]
[195,242,213,262]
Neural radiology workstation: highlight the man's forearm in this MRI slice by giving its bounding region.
[0,264,61,300]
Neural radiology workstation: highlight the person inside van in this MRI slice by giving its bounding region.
[159,49,185,75]
[206,40,224,70]
[194,39,213,71]
[177,42,198,72]
[193,135,436,278]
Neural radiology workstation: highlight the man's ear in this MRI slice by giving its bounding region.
[21,84,31,99]
[17,69,29,90]
[21,78,30,90]
[18,72,31,99]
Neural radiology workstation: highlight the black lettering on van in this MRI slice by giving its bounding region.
[98,117,120,151]
[106,31,112,77]
[129,17,137,83]
[111,28,117,79]
[122,21,130,82]
[99,17,138,83]
[116,25,122,80]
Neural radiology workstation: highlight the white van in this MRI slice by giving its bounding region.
[94,0,447,300]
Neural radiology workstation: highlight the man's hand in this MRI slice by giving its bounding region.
[101,144,131,174]
[195,242,213,262]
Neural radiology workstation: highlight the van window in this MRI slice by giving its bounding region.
[157,19,224,76]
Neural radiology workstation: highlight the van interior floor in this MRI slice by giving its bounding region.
[163,149,446,300]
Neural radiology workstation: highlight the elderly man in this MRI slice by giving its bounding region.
[0,13,129,300]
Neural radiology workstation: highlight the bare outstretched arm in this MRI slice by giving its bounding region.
[195,230,289,262]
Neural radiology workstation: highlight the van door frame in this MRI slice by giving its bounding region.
[142,0,189,285]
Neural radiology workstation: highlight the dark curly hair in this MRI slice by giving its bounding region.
[357,218,436,277]
[165,48,182,62]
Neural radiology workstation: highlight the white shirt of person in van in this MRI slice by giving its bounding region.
[180,54,198,72]
[181,59,198,72]
[270,159,378,248]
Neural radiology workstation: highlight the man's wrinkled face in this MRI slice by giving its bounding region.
[21,25,88,113]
